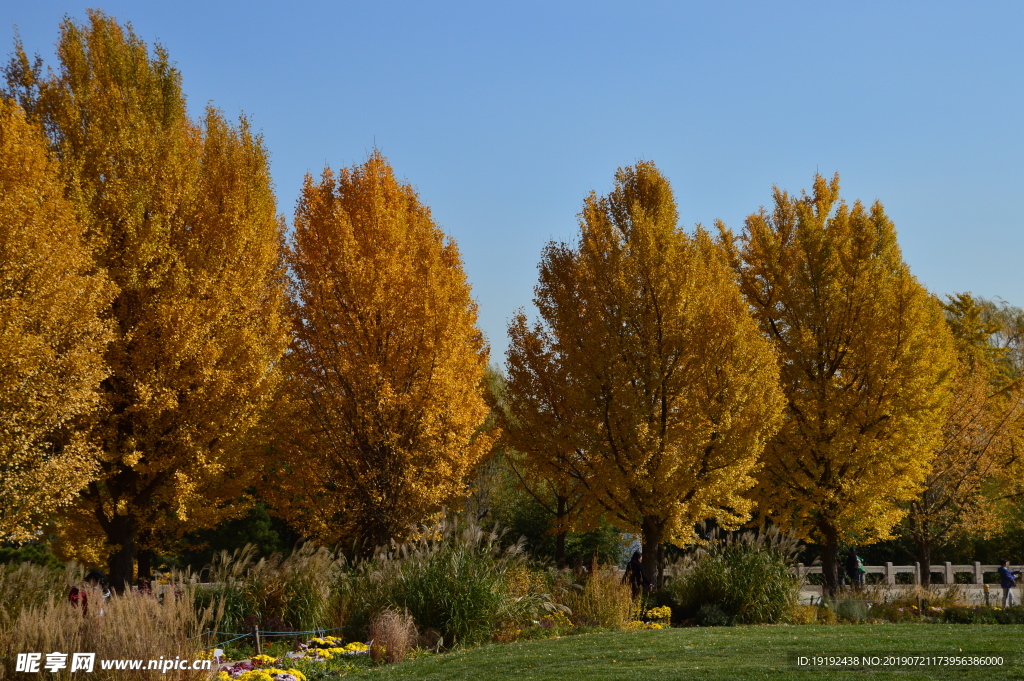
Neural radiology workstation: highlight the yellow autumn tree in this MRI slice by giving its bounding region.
[488,359,592,568]
[275,152,493,550]
[903,293,1024,584]
[5,12,290,587]
[721,174,955,593]
[0,99,112,542]
[505,161,784,584]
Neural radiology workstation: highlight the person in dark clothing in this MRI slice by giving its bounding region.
[846,549,864,589]
[998,559,1020,608]
[69,570,110,617]
[836,560,847,592]
[622,550,651,598]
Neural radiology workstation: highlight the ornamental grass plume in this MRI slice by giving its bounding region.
[1,576,213,680]
[560,567,637,629]
[368,608,416,664]
[667,525,802,625]
[334,518,557,646]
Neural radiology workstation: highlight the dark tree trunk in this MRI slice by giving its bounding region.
[918,540,932,587]
[106,515,137,594]
[820,525,839,598]
[640,515,664,590]
[137,549,154,582]
[656,542,665,589]
[555,495,567,569]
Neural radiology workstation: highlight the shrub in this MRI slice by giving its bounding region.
[334,519,557,647]
[197,542,342,636]
[695,603,733,627]
[368,608,416,664]
[833,596,869,623]
[668,526,801,625]
[788,604,818,624]
[942,606,1024,624]
[943,606,998,624]
[560,567,637,629]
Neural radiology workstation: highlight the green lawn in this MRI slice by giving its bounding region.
[356,625,1024,680]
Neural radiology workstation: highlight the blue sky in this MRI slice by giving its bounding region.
[4,2,1022,361]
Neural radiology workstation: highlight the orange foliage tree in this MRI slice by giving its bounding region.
[504,161,784,584]
[721,174,955,594]
[5,12,290,587]
[274,152,493,550]
[0,99,112,542]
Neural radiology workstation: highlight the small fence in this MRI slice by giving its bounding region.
[794,562,1012,586]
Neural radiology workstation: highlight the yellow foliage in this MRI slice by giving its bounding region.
[0,99,113,542]
[9,11,290,580]
[504,161,784,576]
[274,151,493,548]
[721,174,955,585]
[902,294,1024,579]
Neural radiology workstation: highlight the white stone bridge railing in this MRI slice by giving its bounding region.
[794,562,1012,586]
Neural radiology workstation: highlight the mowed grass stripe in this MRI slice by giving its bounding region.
[364,625,1024,680]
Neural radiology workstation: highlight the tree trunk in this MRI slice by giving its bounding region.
[106,515,136,594]
[555,495,567,569]
[656,542,665,589]
[137,549,154,582]
[820,525,839,598]
[640,515,664,590]
[918,540,932,587]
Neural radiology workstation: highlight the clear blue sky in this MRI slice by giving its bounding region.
[5,2,1022,362]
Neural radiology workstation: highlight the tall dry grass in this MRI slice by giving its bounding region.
[560,567,637,629]
[0,562,65,622]
[336,519,558,646]
[368,608,416,664]
[1,577,214,681]
[197,542,343,635]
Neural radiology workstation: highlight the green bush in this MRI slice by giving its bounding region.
[196,542,341,635]
[833,597,869,623]
[667,527,801,625]
[695,603,733,627]
[942,606,1024,624]
[335,519,557,646]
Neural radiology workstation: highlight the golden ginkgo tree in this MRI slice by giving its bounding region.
[504,161,784,585]
[0,99,112,543]
[274,152,493,550]
[6,11,290,588]
[721,174,955,594]
[903,293,1024,585]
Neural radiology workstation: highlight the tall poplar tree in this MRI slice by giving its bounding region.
[0,99,112,542]
[5,12,290,588]
[505,162,784,584]
[275,152,493,550]
[721,174,955,594]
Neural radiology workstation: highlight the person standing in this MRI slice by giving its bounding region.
[998,559,1020,608]
[622,551,651,598]
[846,548,865,589]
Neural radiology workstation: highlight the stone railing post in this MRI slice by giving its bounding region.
[974,561,983,585]
[945,562,953,585]
[914,562,920,585]
[885,562,895,586]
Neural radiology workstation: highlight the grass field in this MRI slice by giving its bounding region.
[356,625,1024,680]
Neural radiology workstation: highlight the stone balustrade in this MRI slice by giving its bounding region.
[794,562,1013,585]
